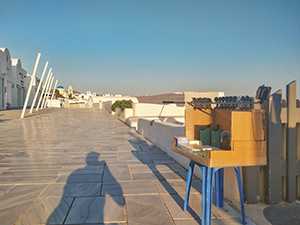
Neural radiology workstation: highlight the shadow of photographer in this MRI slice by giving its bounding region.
[46,151,123,224]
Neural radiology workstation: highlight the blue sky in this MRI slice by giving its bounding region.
[1,0,299,96]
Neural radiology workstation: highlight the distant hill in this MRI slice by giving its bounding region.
[135,92,184,105]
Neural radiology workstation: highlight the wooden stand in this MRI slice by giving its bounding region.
[172,104,267,167]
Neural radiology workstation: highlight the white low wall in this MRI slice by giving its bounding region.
[123,108,133,119]
[137,118,202,177]
[133,103,185,117]
[47,100,61,108]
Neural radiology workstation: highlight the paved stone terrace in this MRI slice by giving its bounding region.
[0,109,250,225]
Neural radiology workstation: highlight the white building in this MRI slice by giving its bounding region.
[24,74,40,107]
[11,58,27,108]
[0,48,12,109]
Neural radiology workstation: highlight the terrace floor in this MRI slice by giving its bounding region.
[0,108,254,225]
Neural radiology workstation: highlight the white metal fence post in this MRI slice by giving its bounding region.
[29,61,48,113]
[36,69,51,111]
[43,76,54,108]
[50,80,58,102]
[20,53,41,118]
[41,73,53,108]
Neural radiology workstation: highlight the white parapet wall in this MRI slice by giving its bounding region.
[123,108,133,119]
[137,118,203,178]
[133,103,185,117]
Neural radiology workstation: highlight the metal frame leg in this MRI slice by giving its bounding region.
[201,166,207,225]
[185,165,245,225]
[234,167,246,225]
[205,168,214,225]
[215,168,224,207]
[184,161,195,211]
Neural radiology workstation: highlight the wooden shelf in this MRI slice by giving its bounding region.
[172,104,267,167]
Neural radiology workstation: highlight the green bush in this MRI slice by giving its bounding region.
[111,100,133,112]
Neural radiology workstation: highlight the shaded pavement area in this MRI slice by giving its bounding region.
[0,108,254,225]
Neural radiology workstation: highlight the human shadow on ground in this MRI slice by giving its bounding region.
[128,138,202,224]
[46,152,123,224]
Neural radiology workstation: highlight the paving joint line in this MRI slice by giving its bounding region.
[153,180,176,225]
[62,197,75,225]
[0,184,16,199]
[13,183,50,225]
[128,164,133,181]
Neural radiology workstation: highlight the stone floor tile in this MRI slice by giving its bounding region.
[103,166,131,182]
[125,195,173,225]
[102,181,158,196]
[160,193,204,220]
[174,218,201,225]
[0,185,46,225]
[65,196,125,224]
[0,163,50,168]
[131,172,163,181]
[129,164,152,173]
[132,171,184,181]
[59,165,104,175]
[153,179,202,195]
[118,152,140,161]
[0,176,58,184]
[0,184,14,197]
[57,174,102,183]
[41,183,101,197]
[153,159,177,164]
[16,198,73,225]
[2,168,61,176]
[100,145,118,152]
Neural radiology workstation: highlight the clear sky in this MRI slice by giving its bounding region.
[1,0,299,97]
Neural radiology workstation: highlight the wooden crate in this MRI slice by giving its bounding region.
[172,104,267,167]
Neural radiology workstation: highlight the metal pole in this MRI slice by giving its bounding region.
[50,79,58,101]
[41,73,52,109]
[20,53,41,118]
[36,68,51,111]
[43,76,54,108]
[286,80,297,202]
[29,61,48,113]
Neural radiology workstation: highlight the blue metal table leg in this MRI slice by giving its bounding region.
[184,161,195,211]
[201,166,207,225]
[215,169,220,206]
[216,168,224,207]
[234,167,246,225]
[205,167,214,225]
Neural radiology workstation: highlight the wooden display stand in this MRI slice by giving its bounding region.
[172,103,267,167]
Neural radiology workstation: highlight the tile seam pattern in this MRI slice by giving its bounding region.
[128,164,133,181]
[123,196,128,225]
[152,180,176,225]
[71,134,80,143]
[13,184,49,225]
[56,166,65,175]
[62,197,75,224]
[0,184,16,199]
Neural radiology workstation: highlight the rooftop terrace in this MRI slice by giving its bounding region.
[0,109,275,224]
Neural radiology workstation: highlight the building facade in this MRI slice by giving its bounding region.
[11,58,27,108]
[0,48,12,109]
